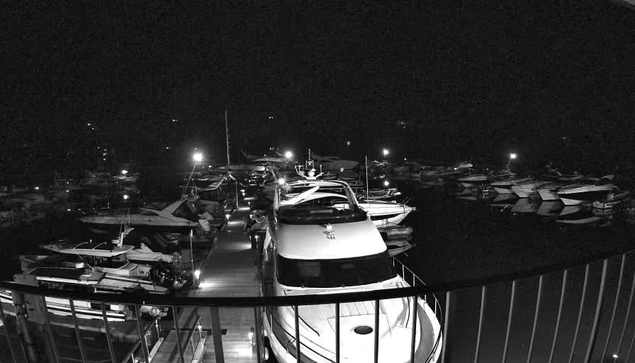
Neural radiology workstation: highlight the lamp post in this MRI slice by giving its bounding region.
[507,152,517,170]
[183,152,204,197]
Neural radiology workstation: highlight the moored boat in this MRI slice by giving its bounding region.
[261,178,442,363]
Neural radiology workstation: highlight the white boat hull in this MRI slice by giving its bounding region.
[263,283,441,363]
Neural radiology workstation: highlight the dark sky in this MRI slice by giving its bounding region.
[2,1,635,176]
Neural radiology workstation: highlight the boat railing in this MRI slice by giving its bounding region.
[4,247,635,362]
[392,257,444,363]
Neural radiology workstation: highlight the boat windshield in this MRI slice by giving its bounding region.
[277,185,367,224]
[277,251,396,288]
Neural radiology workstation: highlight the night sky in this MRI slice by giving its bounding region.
[2,1,635,179]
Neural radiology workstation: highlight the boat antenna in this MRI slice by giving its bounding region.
[116,209,131,248]
[365,155,369,200]
[225,109,230,170]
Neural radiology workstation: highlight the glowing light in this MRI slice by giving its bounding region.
[193,152,203,163]
[346,140,351,146]
[123,194,129,200]
[277,178,286,185]
[340,168,344,172]
[225,213,231,220]
[510,153,517,160]
[284,150,293,159]
[382,148,390,157]
[121,169,128,175]
[34,186,39,190]
[613,354,619,359]
[199,281,214,289]
[384,180,390,187]
[194,269,201,279]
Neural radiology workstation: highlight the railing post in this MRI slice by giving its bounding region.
[474,286,487,363]
[100,302,117,363]
[172,306,185,363]
[12,292,38,363]
[39,295,60,363]
[69,299,88,363]
[295,305,301,363]
[410,296,418,363]
[335,303,340,363]
[0,302,18,363]
[613,270,635,361]
[548,270,568,363]
[527,275,544,363]
[501,280,517,363]
[210,306,225,363]
[374,299,380,363]
[584,259,609,363]
[133,305,150,363]
[601,255,626,361]
[440,291,451,363]
[568,264,591,363]
[254,307,262,363]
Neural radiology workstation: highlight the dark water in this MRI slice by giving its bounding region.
[399,182,635,284]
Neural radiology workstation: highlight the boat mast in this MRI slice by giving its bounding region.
[225,110,239,209]
[225,109,230,168]
[365,155,369,199]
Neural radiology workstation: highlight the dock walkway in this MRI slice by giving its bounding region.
[152,205,261,363]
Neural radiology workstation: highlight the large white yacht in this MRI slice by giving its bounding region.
[261,179,441,363]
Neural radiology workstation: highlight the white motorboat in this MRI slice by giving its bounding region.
[0,266,167,336]
[456,174,490,188]
[38,228,189,290]
[490,177,533,194]
[261,179,442,363]
[358,200,416,227]
[536,182,564,201]
[312,153,360,171]
[360,187,402,201]
[536,201,563,217]
[79,197,209,233]
[511,180,551,198]
[592,191,631,209]
[556,175,619,206]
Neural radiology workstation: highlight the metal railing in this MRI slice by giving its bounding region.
[2,248,635,362]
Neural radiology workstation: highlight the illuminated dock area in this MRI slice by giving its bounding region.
[151,205,262,363]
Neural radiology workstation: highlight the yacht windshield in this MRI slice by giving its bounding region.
[277,252,396,288]
[277,184,367,224]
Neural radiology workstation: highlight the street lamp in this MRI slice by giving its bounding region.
[507,152,517,170]
[382,148,390,157]
[183,152,204,197]
[284,150,293,159]
[193,152,203,163]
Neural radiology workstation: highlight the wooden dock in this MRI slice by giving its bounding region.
[152,205,261,363]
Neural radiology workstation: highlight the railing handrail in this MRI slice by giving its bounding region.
[2,245,632,307]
